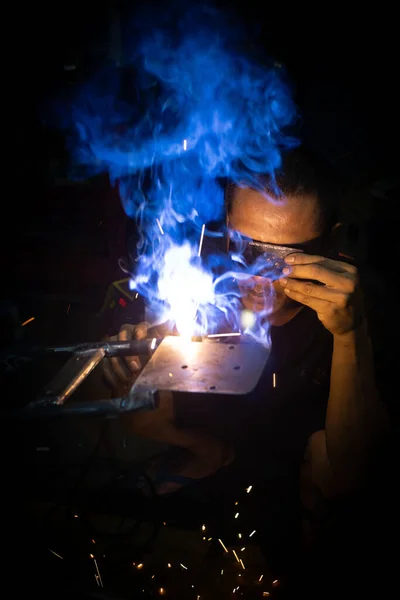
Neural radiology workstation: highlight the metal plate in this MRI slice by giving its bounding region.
[132,336,270,395]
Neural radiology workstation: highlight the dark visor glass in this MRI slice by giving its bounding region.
[226,230,327,277]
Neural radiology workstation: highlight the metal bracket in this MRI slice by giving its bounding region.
[12,335,269,419]
[132,336,270,396]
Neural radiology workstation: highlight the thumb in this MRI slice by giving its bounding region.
[133,321,150,340]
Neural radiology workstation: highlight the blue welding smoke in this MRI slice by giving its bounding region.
[53,3,299,340]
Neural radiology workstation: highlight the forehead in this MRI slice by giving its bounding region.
[228,186,321,244]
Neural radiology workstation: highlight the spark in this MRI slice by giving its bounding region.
[151,575,155,579]
[241,547,245,551]
[241,309,256,329]
[21,317,35,326]
[207,537,212,541]
[203,537,206,540]
[232,550,240,563]
[221,569,224,575]
[137,563,144,569]
[48,549,63,559]
[183,138,187,150]
[198,224,206,257]
[246,485,253,493]
[218,538,229,553]
[263,593,271,597]
[235,512,239,518]
[238,533,242,539]
[249,530,256,537]
[91,539,95,544]
[259,574,264,582]
[74,514,79,518]
[180,563,188,570]
[201,524,206,531]
[93,557,103,587]
[167,563,171,568]
[159,588,165,595]
[240,559,245,570]
[66,304,71,314]
[156,218,164,235]
[168,372,173,377]
[235,501,239,505]
[272,579,279,586]
[207,332,241,338]
[95,574,100,586]
[272,373,276,387]
[151,337,157,350]
[135,292,139,298]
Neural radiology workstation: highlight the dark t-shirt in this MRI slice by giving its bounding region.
[174,306,332,467]
[174,268,394,475]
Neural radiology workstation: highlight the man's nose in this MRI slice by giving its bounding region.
[251,277,282,291]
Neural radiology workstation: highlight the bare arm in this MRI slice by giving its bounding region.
[281,253,391,497]
[306,321,390,498]
[324,320,390,490]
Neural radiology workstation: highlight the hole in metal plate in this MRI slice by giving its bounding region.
[132,336,270,395]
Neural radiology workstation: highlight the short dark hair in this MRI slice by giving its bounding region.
[227,146,341,232]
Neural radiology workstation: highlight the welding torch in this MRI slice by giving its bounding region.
[3,326,169,420]
[44,336,162,359]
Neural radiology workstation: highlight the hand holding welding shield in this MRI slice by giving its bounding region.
[103,322,149,390]
[280,253,363,338]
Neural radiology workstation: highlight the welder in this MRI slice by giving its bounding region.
[102,145,394,587]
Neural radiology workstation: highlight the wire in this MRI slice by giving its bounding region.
[41,417,162,552]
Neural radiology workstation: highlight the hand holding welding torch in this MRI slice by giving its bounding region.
[102,321,174,390]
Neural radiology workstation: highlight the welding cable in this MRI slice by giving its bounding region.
[42,418,162,546]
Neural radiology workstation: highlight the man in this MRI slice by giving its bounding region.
[103,146,391,511]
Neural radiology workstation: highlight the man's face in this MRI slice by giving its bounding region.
[228,187,324,320]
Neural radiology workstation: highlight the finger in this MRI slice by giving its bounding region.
[102,357,121,390]
[109,355,135,383]
[133,321,150,340]
[285,253,356,273]
[282,286,332,311]
[282,263,354,290]
[118,324,136,342]
[280,277,345,302]
[119,323,148,371]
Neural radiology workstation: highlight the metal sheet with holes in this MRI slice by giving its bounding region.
[131,336,270,395]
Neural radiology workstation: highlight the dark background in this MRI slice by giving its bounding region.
[2,2,399,598]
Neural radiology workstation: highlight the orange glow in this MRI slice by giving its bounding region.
[21,317,35,327]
